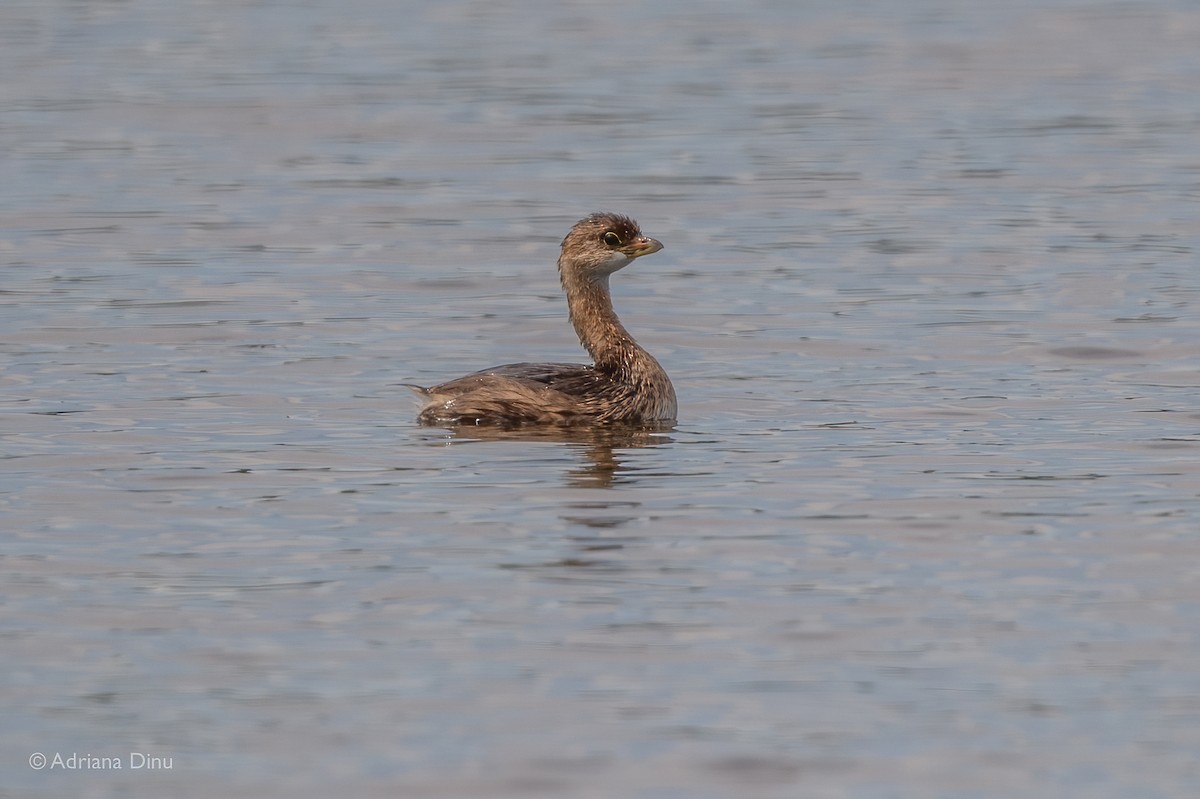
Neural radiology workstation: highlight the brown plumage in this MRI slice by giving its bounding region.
[409,213,676,427]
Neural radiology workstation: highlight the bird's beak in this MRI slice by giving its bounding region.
[626,236,663,258]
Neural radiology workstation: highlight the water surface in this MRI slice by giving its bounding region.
[3,1,1199,797]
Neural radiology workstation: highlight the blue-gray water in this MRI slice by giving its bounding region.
[3,1,1199,797]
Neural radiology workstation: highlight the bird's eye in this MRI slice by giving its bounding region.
[603,232,622,247]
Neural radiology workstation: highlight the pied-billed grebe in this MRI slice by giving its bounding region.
[410,212,676,427]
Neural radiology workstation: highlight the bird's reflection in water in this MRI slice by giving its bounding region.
[428,423,674,488]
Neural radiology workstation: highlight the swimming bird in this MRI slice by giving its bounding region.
[410,212,675,427]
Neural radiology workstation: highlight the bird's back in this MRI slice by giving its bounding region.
[413,362,598,426]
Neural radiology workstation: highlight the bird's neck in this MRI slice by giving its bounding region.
[562,271,648,374]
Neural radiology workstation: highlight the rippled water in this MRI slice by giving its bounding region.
[3,0,1200,797]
